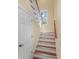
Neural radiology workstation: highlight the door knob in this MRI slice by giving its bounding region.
[18,44,24,47]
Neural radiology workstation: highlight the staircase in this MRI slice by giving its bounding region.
[33,32,57,59]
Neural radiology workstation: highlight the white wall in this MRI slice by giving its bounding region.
[37,0,54,32]
[32,19,40,52]
[54,0,61,59]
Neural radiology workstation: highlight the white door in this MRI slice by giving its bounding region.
[18,7,33,59]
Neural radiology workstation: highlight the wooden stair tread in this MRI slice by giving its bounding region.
[40,37,55,39]
[38,41,56,45]
[40,35,55,37]
[34,51,56,59]
[39,39,55,42]
[36,48,56,54]
[34,50,56,56]
[37,45,56,49]
[33,57,41,59]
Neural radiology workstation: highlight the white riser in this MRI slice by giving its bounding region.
[38,43,56,47]
[39,39,55,42]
